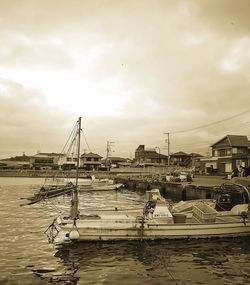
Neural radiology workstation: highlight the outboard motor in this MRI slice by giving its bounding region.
[216,194,232,211]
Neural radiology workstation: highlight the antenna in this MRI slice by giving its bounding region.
[106,141,115,158]
[164,132,170,166]
[106,141,115,170]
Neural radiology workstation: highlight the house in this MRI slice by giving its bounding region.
[210,135,250,174]
[102,156,132,168]
[170,151,192,167]
[30,153,67,170]
[200,135,250,174]
[199,156,219,174]
[61,154,78,170]
[0,154,31,169]
[80,152,103,170]
[135,145,168,165]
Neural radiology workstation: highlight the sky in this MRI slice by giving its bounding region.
[0,0,250,159]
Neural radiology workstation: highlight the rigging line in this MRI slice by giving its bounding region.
[45,121,78,183]
[60,121,78,155]
[170,109,250,134]
[41,199,64,215]
[82,130,91,152]
[66,126,78,155]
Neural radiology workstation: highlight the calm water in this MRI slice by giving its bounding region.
[0,177,250,285]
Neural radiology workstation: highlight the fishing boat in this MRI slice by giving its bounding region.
[77,176,124,191]
[42,176,123,192]
[24,121,123,205]
[45,118,250,243]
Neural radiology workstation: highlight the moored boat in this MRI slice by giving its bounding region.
[42,176,123,192]
[48,187,250,243]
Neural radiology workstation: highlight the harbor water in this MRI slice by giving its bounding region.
[0,177,250,285]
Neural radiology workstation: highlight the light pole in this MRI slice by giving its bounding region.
[155,147,161,164]
[106,141,114,171]
[164,132,170,166]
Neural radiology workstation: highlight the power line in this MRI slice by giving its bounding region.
[170,109,250,134]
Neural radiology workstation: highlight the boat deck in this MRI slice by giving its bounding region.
[67,211,246,225]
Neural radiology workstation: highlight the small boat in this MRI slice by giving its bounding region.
[47,188,250,243]
[43,176,123,192]
[77,176,124,191]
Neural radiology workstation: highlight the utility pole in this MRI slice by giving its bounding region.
[155,147,161,164]
[164,132,170,166]
[106,141,114,170]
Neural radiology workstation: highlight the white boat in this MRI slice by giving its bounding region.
[77,177,124,191]
[45,118,250,243]
[44,176,123,192]
[47,188,249,243]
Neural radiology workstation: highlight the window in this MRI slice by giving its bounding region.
[218,149,226,156]
[232,147,237,154]
[236,160,245,167]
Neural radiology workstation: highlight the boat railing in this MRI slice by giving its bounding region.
[221,181,250,220]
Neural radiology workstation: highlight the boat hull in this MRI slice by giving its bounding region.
[54,216,250,243]
[78,183,123,191]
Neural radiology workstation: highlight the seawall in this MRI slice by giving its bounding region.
[116,177,217,201]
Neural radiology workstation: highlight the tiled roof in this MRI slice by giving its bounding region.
[211,135,249,147]
[228,135,249,146]
[189,153,203,157]
[81,152,102,158]
[171,151,189,157]
[34,152,64,157]
[143,151,168,159]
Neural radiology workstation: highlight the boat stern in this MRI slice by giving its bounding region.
[45,216,72,244]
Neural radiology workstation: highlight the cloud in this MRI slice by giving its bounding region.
[190,0,250,37]
[0,78,76,158]
[0,32,74,69]
[0,1,250,158]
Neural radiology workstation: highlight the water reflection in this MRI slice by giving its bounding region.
[32,238,250,285]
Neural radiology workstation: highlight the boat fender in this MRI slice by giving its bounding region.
[241,211,247,225]
[69,229,80,240]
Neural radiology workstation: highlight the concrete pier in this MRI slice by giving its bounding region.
[115,176,226,201]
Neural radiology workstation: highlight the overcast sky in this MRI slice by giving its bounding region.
[0,0,250,159]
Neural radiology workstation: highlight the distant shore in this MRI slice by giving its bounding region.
[0,169,227,187]
[0,169,111,179]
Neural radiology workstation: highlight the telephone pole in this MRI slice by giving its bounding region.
[164,132,170,166]
[155,147,161,164]
[106,141,114,170]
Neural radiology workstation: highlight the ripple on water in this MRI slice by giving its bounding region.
[0,178,250,285]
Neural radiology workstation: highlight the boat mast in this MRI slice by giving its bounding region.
[70,117,81,220]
